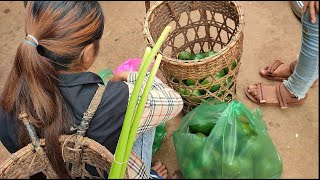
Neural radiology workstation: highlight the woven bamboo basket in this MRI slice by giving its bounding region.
[0,135,129,179]
[144,1,245,113]
[0,86,132,179]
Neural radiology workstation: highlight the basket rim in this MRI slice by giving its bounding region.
[143,1,245,66]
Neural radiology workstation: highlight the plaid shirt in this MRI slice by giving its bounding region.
[125,72,183,179]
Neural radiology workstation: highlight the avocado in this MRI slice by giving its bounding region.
[191,53,207,60]
[206,50,216,57]
[178,51,192,60]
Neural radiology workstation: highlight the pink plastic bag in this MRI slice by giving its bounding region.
[114,58,154,75]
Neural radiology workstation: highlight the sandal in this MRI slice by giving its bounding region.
[259,60,296,81]
[260,60,317,87]
[245,82,307,109]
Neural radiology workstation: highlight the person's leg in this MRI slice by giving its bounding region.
[132,128,168,179]
[132,128,156,174]
[245,9,318,108]
[283,9,319,99]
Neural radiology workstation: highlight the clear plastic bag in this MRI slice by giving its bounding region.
[173,100,283,179]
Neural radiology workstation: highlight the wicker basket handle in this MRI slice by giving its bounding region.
[75,85,106,137]
[18,113,40,149]
[71,84,106,177]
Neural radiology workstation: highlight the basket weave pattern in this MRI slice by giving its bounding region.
[0,136,118,179]
[144,1,245,113]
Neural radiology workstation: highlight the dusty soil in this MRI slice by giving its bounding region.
[0,1,318,179]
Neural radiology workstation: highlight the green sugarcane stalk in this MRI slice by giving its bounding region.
[119,54,163,177]
[108,26,172,179]
[139,46,152,72]
[108,47,152,179]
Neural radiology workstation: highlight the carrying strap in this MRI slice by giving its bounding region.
[71,84,106,177]
[17,84,106,177]
[18,85,106,145]
[74,85,106,136]
[18,113,41,149]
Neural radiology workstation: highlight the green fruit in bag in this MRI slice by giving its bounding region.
[189,123,215,136]
[211,149,221,160]
[195,132,207,138]
[254,158,281,178]
[183,163,202,179]
[178,51,192,60]
[241,123,256,138]
[238,114,249,124]
[222,160,241,178]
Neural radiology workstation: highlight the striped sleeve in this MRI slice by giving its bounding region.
[125,72,183,135]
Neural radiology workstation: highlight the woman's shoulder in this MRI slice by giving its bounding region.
[105,80,129,98]
[100,80,129,111]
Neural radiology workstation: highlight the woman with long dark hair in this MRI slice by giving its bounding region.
[0,1,183,179]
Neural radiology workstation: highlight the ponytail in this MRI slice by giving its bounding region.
[1,36,71,178]
[0,1,105,178]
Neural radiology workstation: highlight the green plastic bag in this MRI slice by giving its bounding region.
[98,68,114,85]
[173,100,282,179]
[152,123,167,155]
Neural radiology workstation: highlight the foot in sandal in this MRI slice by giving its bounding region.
[260,60,318,87]
[150,161,168,179]
[245,82,307,109]
[259,60,294,81]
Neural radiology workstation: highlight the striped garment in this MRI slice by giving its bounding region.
[124,72,184,179]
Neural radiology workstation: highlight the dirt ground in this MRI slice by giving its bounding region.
[0,1,318,179]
